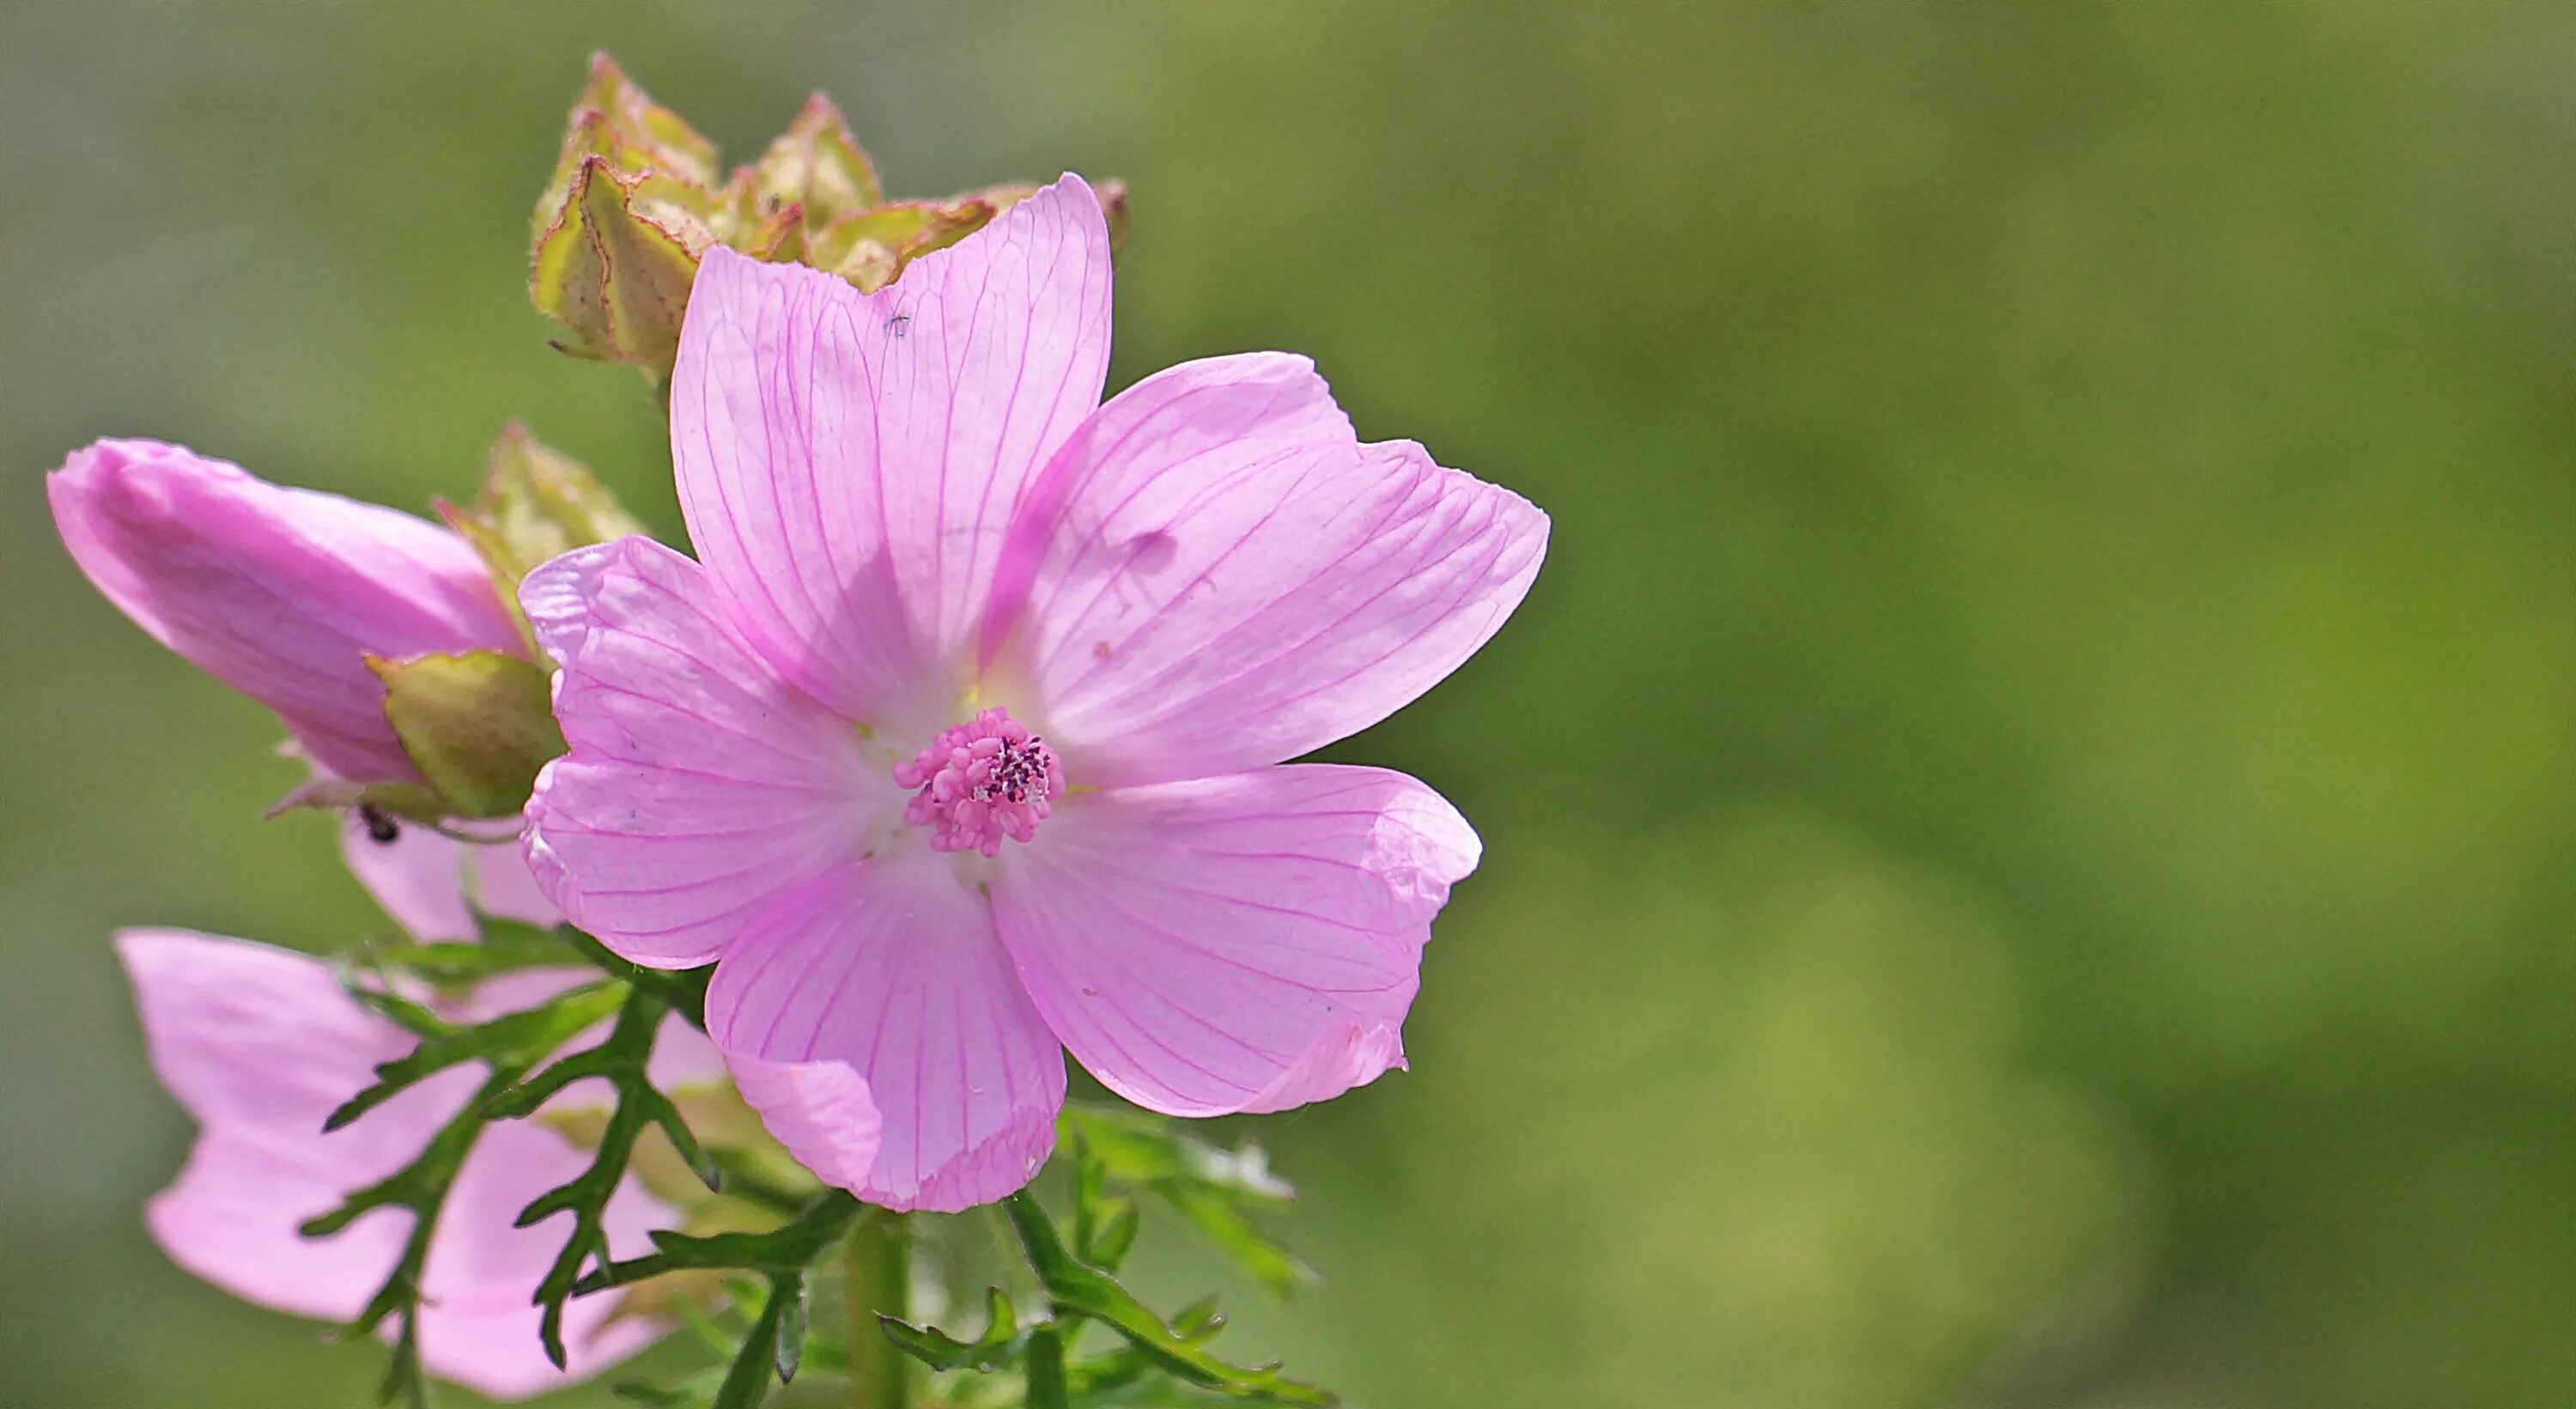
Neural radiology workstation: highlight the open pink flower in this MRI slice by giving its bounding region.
[48,439,520,783]
[521,175,1547,1212]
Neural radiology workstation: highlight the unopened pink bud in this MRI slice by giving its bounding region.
[48,439,521,783]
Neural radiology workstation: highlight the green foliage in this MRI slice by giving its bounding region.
[322,980,621,1133]
[295,973,635,1407]
[880,1287,1022,1374]
[352,923,580,987]
[1003,1193,1335,1407]
[579,1192,861,1409]
[1063,1108,1315,1298]
[489,982,719,1368]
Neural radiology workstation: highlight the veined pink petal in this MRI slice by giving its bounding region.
[49,440,520,782]
[990,766,1479,1117]
[670,176,1113,725]
[340,816,563,943]
[705,853,1064,1212]
[520,536,884,969]
[723,1053,884,1193]
[983,352,1547,783]
[118,931,679,1395]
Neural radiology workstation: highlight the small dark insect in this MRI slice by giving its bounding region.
[357,803,401,844]
[887,313,912,338]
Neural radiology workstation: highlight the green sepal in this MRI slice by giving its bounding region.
[752,94,884,232]
[437,423,647,648]
[544,53,719,193]
[368,650,566,819]
[805,197,998,291]
[531,154,709,373]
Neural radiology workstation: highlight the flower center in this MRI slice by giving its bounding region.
[892,706,1065,857]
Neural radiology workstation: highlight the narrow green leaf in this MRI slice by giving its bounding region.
[1161,1184,1317,1301]
[713,1276,799,1409]
[574,1191,861,1293]
[323,981,619,1133]
[774,1276,810,1383]
[501,981,716,1369]
[878,1286,1022,1373]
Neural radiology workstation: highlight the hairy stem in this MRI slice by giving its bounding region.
[846,1209,911,1409]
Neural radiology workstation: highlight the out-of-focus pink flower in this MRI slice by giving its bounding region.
[521,176,1547,1212]
[122,812,878,1394]
[339,814,565,943]
[48,439,521,783]
[119,929,673,1399]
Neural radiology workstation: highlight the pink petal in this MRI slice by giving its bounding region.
[341,816,479,942]
[983,354,1547,784]
[990,766,1479,1117]
[122,931,452,1321]
[471,835,567,929]
[49,439,519,782]
[723,1053,884,1193]
[415,1120,674,1399]
[339,811,563,943]
[670,176,1113,724]
[520,536,884,969]
[705,853,1064,1211]
[648,1017,736,1093]
[118,930,441,1147]
[144,1127,411,1325]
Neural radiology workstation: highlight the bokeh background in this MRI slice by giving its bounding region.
[4,3,2572,1406]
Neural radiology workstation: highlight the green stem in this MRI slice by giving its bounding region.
[845,1209,911,1409]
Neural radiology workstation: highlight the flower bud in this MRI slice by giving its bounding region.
[529,54,1133,373]
[529,154,714,371]
[48,440,522,786]
[436,422,648,643]
[750,94,884,233]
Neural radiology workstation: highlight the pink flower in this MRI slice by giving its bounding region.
[120,926,677,1400]
[49,439,521,783]
[521,175,1548,1212]
[122,821,735,1397]
[340,812,566,941]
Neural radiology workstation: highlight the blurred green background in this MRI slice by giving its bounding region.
[4,3,2572,1406]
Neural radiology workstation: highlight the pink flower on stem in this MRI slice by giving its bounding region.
[48,439,520,784]
[522,175,1548,1212]
[125,827,884,1395]
[120,839,685,1399]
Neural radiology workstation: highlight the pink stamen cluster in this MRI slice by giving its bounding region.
[894,707,1066,857]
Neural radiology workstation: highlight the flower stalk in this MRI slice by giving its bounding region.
[846,1210,911,1409]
